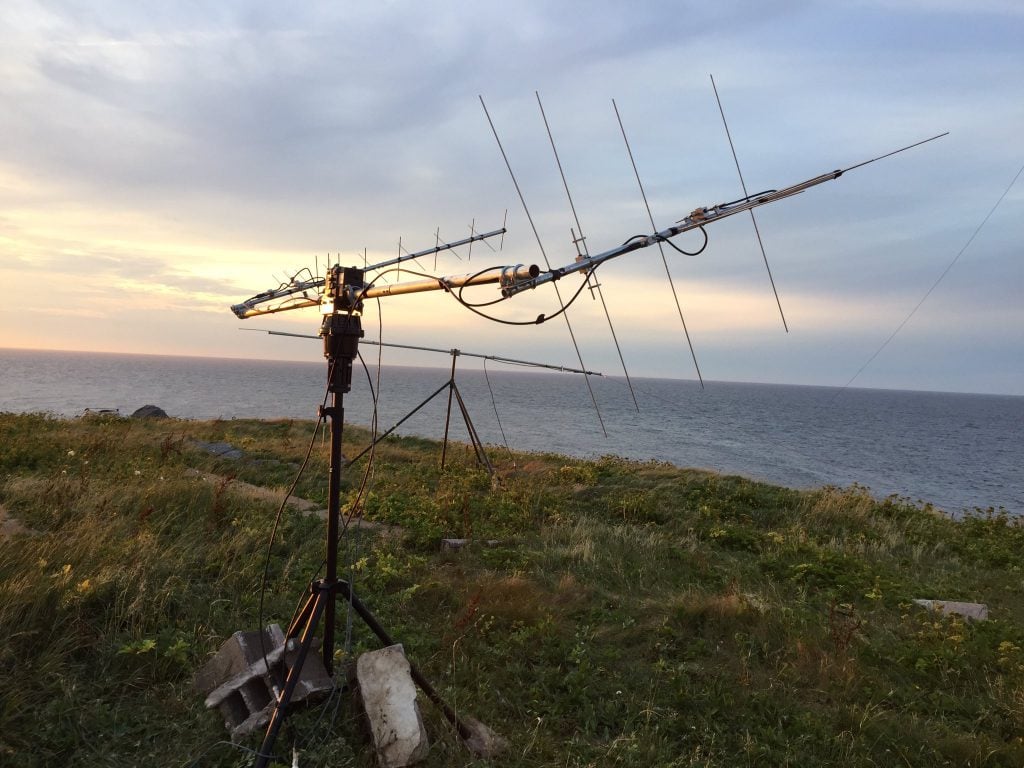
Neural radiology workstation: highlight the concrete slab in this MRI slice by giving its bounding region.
[913,599,989,621]
[355,645,429,767]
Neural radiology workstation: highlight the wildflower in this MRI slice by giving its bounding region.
[134,470,141,476]
[67,449,75,457]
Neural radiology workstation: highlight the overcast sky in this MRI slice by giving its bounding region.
[1,1,1021,395]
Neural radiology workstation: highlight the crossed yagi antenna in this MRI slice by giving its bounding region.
[233,91,946,435]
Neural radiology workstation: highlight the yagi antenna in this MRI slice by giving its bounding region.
[613,98,706,389]
[710,73,788,332]
[496,132,947,299]
[479,94,608,437]
[231,228,506,318]
[536,90,641,413]
[233,121,946,768]
[239,328,604,376]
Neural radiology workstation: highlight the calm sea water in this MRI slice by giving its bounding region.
[2,348,1021,517]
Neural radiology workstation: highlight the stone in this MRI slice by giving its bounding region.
[913,599,989,621]
[191,440,244,460]
[131,404,168,419]
[195,624,333,738]
[355,645,429,767]
[461,716,508,757]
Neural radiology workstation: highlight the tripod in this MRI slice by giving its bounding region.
[345,348,494,474]
[255,266,473,767]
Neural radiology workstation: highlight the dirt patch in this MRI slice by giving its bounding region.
[183,469,403,538]
[183,468,319,512]
[0,503,34,539]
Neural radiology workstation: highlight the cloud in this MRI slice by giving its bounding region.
[0,1,1021,393]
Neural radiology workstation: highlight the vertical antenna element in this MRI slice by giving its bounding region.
[613,98,705,388]
[536,90,641,413]
[710,74,789,332]
[479,94,608,437]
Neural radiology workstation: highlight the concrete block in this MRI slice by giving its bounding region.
[440,538,507,552]
[355,644,429,767]
[195,624,333,738]
[913,599,989,621]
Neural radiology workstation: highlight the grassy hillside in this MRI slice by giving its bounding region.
[1,412,1021,767]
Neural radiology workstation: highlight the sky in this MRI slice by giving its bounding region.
[1,1,1021,395]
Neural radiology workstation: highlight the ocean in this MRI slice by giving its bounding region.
[2,348,1021,518]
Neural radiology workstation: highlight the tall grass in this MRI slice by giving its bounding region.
[1,413,1022,766]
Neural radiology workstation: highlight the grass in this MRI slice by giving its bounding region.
[0,412,1022,767]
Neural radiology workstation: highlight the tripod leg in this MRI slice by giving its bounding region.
[453,384,494,475]
[337,581,474,742]
[346,381,450,466]
[255,591,328,768]
[286,589,318,639]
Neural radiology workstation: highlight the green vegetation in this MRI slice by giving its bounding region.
[1,412,1022,767]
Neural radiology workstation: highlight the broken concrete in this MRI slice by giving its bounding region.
[913,599,989,621]
[355,644,429,767]
[195,624,333,738]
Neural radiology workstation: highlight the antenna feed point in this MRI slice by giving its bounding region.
[499,263,540,298]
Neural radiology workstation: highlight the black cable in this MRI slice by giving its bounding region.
[257,375,332,693]
[718,189,777,210]
[453,268,593,326]
[658,225,708,256]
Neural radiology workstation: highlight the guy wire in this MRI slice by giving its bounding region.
[479,94,607,437]
[613,98,705,389]
[834,161,1023,399]
[536,90,641,413]
[709,74,789,332]
[483,357,516,464]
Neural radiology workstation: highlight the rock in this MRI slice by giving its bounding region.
[131,404,168,419]
[355,645,429,767]
[461,716,508,758]
[913,599,989,621]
